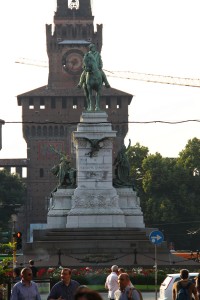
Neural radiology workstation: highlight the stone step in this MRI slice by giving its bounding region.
[24,227,168,258]
[33,228,149,242]
[25,238,168,256]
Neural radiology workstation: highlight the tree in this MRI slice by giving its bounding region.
[176,138,200,246]
[126,143,148,195]
[177,138,200,173]
[141,153,180,223]
[0,170,26,233]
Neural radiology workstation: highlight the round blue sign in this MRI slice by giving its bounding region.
[149,230,164,245]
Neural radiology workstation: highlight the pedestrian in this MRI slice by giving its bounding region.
[29,259,38,278]
[75,290,103,300]
[105,265,119,300]
[10,267,41,300]
[118,268,125,275]
[13,267,21,282]
[115,273,141,300]
[172,269,198,300]
[76,285,90,293]
[47,268,80,300]
[195,273,200,299]
[118,268,134,287]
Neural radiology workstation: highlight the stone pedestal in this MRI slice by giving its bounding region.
[47,189,74,228]
[116,188,145,228]
[66,111,126,228]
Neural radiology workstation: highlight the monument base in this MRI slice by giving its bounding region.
[66,186,126,228]
[46,187,145,229]
[66,215,126,228]
[22,227,172,267]
[47,189,74,229]
[117,188,145,228]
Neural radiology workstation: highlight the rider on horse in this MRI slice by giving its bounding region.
[77,43,110,89]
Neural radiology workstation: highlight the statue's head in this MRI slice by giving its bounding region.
[88,43,96,51]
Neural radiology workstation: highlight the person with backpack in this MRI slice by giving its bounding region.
[114,273,143,300]
[195,273,200,299]
[172,269,198,300]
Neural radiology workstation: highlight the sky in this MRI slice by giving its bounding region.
[0,0,200,159]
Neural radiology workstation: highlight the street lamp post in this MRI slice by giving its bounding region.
[57,249,62,267]
[133,248,138,265]
[11,214,17,269]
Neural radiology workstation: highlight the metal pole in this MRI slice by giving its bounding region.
[134,248,138,265]
[155,244,158,300]
[11,214,17,270]
[12,223,16,269]
[57,249,62,267]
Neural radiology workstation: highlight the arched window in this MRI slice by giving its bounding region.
[54,126,58,136]
[37,126,41,136]
[31,126,36,136]
[60,126,64,136]
[49,126,53,136]
[43,126,47,136]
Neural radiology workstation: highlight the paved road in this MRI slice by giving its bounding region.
[41,292,157,300]
[101,292,156,300]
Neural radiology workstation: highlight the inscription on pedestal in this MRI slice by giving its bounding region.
[80,164,110,171]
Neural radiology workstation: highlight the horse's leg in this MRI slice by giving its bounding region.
[83,85,90,111]
[87,85,93,111]
[95,92,100,111]
[95,86,102,111]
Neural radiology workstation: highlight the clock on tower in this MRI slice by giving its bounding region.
[68,0,80,10]
[62,49,84,75]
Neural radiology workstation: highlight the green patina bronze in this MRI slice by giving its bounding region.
[113,139,133,188]
[78,44,110,111]
[50,145,76,188]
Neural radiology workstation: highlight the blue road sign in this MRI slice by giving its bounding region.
[149,230,164,245]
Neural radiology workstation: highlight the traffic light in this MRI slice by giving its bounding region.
[16,232,22,250]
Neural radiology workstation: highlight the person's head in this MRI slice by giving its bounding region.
[76,285,90,293]
[118,273,130,290]
[75,290,103,300]
[21,267,33,282]
[118,268,125,275]
[29,260,34,266]
[111,265,118,273]
[13,267,21,278]
[180,269,189,280]
[61,268,72,284]
[88,43,96,51]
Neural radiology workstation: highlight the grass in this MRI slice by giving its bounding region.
[88,285,160,292]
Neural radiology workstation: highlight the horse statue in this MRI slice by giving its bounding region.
[82,52,103,111]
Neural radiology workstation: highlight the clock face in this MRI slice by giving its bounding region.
[62,49,84,75]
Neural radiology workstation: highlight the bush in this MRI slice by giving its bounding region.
[130,274,165,285]
[0,257,13,284]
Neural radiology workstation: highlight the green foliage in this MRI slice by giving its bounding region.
[0,170,26,233]
[128,138,200,250]
[127,143,149,193]
[129,274,165,285]
[73,274,107,285]
[0,243,14,254]
[0,257,12,284]
[48,267,165,286]
[178,138,200,172]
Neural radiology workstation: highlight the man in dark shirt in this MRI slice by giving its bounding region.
[29,260,38,278]
[47,268,80,300]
